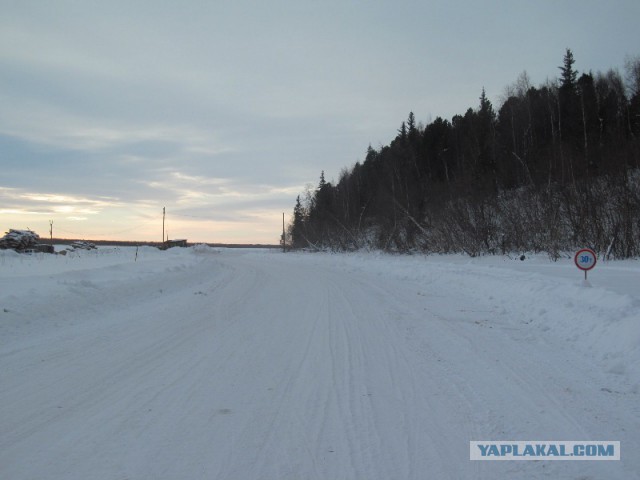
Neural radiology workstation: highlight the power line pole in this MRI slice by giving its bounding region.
[162,207,165,244]
[49,220,53,242]
[282,212,286,253]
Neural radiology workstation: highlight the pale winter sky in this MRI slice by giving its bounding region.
[2,0,639,244]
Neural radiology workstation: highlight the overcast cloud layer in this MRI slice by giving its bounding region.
[2,0,639,243]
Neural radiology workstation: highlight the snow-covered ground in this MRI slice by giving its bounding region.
[1,246,638,479]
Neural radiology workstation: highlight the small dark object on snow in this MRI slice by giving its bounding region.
[35,244,55,254]
[520,255,526,261]
[164,239,188,249]
[71,241,97,250]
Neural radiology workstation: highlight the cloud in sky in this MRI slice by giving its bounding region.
[2,0,639,243]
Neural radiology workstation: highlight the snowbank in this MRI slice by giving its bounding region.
[280,251,640,389]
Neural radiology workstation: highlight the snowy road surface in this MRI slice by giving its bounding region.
[1,247,638,479]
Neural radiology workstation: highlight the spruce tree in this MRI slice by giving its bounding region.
[559,48,578,91]
[291,195,306,248]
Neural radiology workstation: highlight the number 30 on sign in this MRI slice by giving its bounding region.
[574,248,597,281]
[574,248,597,271]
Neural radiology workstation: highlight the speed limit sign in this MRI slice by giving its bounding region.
[575,248,597,280]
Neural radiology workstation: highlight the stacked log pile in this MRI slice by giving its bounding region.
[71,241,97,250]
[0,229,40,251]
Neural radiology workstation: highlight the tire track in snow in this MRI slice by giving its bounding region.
[328,271,479,479]
[3,249,637,479]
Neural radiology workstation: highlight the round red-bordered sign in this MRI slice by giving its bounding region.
[574,248,597,271]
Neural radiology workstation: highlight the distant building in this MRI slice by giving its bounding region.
[165,239,188,248]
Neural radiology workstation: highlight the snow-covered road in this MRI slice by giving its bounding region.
[1,247,638,479]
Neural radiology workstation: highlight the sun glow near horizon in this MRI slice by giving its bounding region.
[0,186,290,244]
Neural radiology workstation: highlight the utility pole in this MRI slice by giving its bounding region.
[49,220,53,243]
[282,212,286,253]
[162,207,165,244]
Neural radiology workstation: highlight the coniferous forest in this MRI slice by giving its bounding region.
[289,50,640,259]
